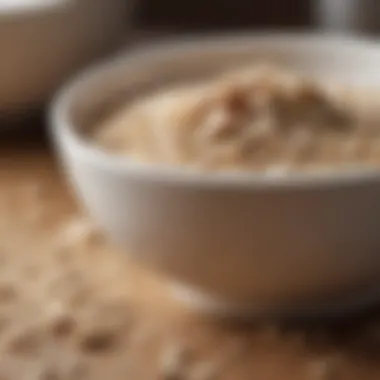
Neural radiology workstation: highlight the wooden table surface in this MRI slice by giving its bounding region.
[1,136,380,379]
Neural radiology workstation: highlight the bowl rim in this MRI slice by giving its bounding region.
[50,30,380,190]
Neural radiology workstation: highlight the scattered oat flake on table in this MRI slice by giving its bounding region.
[130,321,158,347]
[53,247,74,267]
[59,217,100,247]
[77,323,118,354]
[309,357,341,380]
[159,343,190,380]
[0,281,17,304]
[189,360,220,380]
[43,300,76,338]
[3,324,44,355]
[264,165,290,177]
[44,269,91,308]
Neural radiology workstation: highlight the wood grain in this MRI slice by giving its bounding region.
[0,142,380,379]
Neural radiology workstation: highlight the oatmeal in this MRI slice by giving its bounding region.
[92,65,380,172]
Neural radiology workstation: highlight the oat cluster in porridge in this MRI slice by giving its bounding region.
[92,65,380,172]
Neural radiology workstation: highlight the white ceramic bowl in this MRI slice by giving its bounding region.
[0,0,132,116]
[51,33,380,317]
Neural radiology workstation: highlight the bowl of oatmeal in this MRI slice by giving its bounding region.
[51,33,380,317]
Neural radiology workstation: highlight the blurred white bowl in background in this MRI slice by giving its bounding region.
[0,0,67,13]
[0,0,133,117]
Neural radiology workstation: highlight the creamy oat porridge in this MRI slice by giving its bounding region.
[92,65,380,173]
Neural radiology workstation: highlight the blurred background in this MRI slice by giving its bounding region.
[134,0,380,34]
[2,0,379,136]
[134,0,312,31]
